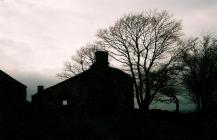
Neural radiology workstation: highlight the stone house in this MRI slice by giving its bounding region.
[32,51,134,116]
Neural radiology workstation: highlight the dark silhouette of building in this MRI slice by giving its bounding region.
[32,51,134,117]
[0,70,27,111]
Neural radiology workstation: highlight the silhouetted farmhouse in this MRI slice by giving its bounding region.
[32,51,134,117]
[0,70,27,111]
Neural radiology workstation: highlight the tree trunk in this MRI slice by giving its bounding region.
[142,101,150,112]
[140,92,151,112]
[174,97,179,113]
[195,96,202,112]
[140,73,151,112]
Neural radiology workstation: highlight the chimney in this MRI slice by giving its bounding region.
[37,85,44,93]
[95,51,109,67]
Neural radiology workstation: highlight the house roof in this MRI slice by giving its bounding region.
[0,70,26,88]
[33,66,132,98]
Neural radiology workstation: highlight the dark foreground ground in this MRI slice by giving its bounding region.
[0,108,217,140]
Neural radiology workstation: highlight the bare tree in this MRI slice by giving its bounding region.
[180,36,217,112]
[57,43,101,79]
[154,72,181,113]
[97,10,187,111]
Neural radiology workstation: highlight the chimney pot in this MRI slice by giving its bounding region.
[37,85,44,93]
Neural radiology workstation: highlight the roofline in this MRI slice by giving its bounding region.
[33,69,89,96]
[0,70,27,87]
[32,65,132,97]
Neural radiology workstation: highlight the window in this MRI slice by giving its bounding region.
[62,100,68,106]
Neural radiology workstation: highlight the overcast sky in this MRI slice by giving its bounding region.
[0,0,217,105]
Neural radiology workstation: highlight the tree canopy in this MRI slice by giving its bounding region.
[180,36,217,112]
[58,10,217,113]
[97,10,186,111]
[57,43,101,79]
